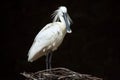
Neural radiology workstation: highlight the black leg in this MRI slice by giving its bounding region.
[46,52,52,69]
[46,52,49,70]
[48,52,52,69]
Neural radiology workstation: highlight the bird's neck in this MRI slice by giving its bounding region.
[59,15,66,26]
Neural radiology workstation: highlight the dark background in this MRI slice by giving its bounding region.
[1,0,119,80]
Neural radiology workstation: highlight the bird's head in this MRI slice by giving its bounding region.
[52,6,72,33]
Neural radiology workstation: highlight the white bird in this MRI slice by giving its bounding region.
[28,6,72,69]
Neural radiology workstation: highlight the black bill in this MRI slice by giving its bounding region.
[63,13,72,33]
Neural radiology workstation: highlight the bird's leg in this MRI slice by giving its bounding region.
[48,52,52,69]
[46,52,52,70]
[45,52,52,80]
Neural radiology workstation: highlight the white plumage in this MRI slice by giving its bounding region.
[28,6,72,62]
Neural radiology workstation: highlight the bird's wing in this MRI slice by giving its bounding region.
[28,23,63,62]
[35,23,62,44]
[38,23,52,33]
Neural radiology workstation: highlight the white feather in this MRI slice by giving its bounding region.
[28,6,72,62]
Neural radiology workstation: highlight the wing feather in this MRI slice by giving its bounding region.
[28,23,64,62]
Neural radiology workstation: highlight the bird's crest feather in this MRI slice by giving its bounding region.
[51,7,72,25]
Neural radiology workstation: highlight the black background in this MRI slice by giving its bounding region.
[1,0,120,80]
